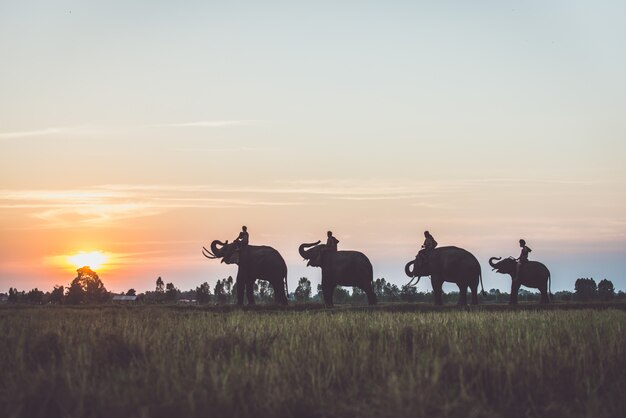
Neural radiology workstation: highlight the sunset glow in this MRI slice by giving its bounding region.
[1,2,625,294]
[68,251,108,271]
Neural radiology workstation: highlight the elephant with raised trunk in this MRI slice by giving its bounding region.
[299,241,377,306]
[203,240,288,305]
[404,246,485,306]
[489,257,551,304]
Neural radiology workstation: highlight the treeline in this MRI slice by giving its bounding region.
[2,273,624,305]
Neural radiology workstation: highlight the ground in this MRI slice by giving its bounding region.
[1,303,625,418]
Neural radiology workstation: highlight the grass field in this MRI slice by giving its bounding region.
[1,304,625,418]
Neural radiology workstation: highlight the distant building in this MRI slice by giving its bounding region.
[112,295,137,302]
[177,299,198,305]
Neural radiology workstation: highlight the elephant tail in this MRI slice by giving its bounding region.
[479,266,487,297]
[548,270,552,301]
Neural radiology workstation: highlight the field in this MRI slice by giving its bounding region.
[1,304,625,418]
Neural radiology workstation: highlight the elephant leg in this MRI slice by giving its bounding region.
[235,273,245,305]
[457,285,468,306]
[432,279,444,306]
[245,281,255,305]
[273,279,289,305]
[470,283,479,305]
[360,283,377,305]
[509,280,520,305]
[322,281,334,307]
[539,284,549,304]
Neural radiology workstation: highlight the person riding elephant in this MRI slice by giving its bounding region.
[315,231,339,265]
[515,239,531,283]
[235,225,249,249]
[203,237,289,305]
[417,230,438,266]
[299,240,376,306]
[405,245,485,305]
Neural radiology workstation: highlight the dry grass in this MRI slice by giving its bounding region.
[1,305,625,418]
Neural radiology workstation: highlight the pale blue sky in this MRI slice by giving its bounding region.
[1,1,625,293]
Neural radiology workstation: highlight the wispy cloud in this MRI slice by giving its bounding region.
[156,120,268,128]
[0,128,63,139]
[0,120,270,140]
[0,177,619,230]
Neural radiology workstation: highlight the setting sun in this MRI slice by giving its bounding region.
[68,251,107,270]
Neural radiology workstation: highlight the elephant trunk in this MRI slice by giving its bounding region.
[211,240,226,257]
[405,259,416,278]
[299,241,321,259]
[489,257,502,269]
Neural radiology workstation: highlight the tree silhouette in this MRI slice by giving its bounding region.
[214,279,229,304]
[196,282,211,304]
[26,288,44,304]
[126,288,136,296]
[351,287,367,303]
[294,277,312,302]
[574,278,597,301]
[49,285,64,304]
[598,279,615,301]
[400,284,418,302]
[156,277,164,293]
[66,266,108,304]
[256,280,274,302]
[165,282,178,302]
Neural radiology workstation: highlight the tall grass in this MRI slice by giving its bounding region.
[1,306,624,417]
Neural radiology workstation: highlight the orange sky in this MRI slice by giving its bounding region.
[2,2,626,294]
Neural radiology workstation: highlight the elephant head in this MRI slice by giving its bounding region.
[203,240,239,264]
[298,241,322,267]
[489,256,516,276]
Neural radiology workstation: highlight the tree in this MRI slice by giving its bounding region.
[400,284,418,303]
[256,280,274,303]
[66,267,108,304]
[165,282,178,302]
[8,287,21,303]
[333,287,350,304]
[214,279,228,304]
[156,277,164,293]
[26,288,44,304]
[574,278,597,302]
[49,285,64,304]
[126,288,136,296]
[554,290,573,302]
[598,279,615,301]
[350,287,368,303]
[294,277,312,302]
[196,282,211,304]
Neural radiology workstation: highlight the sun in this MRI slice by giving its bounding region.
[68,251,108,270]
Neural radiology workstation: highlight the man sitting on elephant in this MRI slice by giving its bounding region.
[314,231,339,265]
[515,239,532,282]
[416,230,438,267]
[234,226,249,249]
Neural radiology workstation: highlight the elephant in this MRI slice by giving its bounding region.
[203,240,288,305]
[489,257,551,304]
[298,241,377,306]
[404,246,485,306]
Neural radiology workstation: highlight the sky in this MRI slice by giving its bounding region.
[1,1,625,295]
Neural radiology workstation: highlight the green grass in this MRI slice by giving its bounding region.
[1,305,625,418]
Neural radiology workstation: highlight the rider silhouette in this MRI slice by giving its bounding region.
[235,226,249,249]
[515,239,531,282]
[416,230,437,267]
[316,231,338,265]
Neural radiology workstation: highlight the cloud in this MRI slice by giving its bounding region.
[0,128,62,139]
[156,120,268,128]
